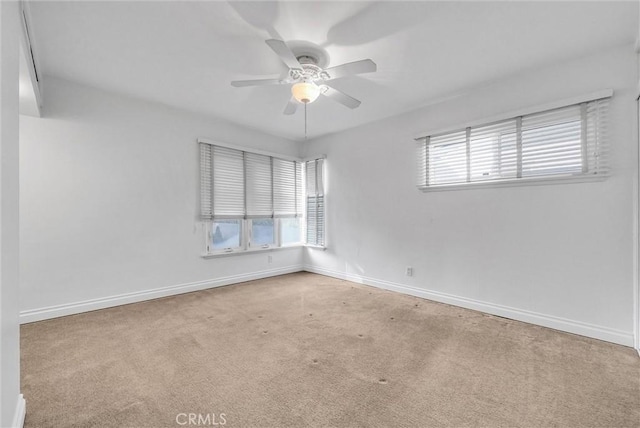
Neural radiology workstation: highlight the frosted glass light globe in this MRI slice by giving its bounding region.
[291,82,320,104]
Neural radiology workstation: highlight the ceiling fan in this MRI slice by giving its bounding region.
[231,39,377,115]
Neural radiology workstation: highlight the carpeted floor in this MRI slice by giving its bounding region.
[21,272,640,427]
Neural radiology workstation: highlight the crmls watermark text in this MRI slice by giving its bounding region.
[175,412,227,426]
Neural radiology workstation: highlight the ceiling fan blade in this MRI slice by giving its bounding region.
[230,78,286,87]
[321,85,361,109]
[265,39,302,70]
[324,59,377,80]
[283,97,298,115]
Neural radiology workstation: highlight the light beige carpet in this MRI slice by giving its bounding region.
[21,272,640,427]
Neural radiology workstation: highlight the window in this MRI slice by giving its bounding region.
[210,219,242,251]
[305,158,325,247]
[250,218,274,247]
[200,142,303,254]
[280,217,302,246]
[416,96,610,190]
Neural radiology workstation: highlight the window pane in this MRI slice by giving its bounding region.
[211,220,241,250]
[281,218,301,245]
[251,219,274,246]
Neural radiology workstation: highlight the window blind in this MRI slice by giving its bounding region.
[245,152,272,218]
[521,104,582,177]
[199,142,302,220]
[470,120,517,181]
[416,96,610,190]
[428,130,467,185]
[305,158,325,246]
[212,146,245,218]
[273,158,302,218]
[200,144,213,219]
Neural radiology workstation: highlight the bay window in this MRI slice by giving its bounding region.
[199,141,303,255]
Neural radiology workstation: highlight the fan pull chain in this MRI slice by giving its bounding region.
[304,102,308,140]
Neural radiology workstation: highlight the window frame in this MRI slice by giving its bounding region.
[415,90,612,192]
[203,218,304,258]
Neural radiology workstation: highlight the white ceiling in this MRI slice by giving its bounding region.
[29,1,638,141]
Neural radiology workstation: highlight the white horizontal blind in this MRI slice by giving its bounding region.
[416,96,610,190]
[245,152,272,218]
[305,160,316,194]
[306,197,318,245]
[416,137,427,188]
[200,143,213,219]
[212,146,245,218]
[273,159,301,218]
[316,194,325,246]
[521,104,582,177]
[305,158,325,246]
[470,120,517,181]
[586,98,609,176]
[295,162,303,216]
[429,130,467,185]
[199,142,302,220]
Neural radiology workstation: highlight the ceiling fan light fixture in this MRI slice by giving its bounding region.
[291,82,320,104]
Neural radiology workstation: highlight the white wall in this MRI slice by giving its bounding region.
[18,44,638,347]
[19,77,303,321]
[0,1,24,426]
[303,44,638,346]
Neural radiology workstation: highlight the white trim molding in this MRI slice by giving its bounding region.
[304,265,634,347]
[636,95,640,354]
[20,264,635,348]
[11,394,25,428]
[202,243,303,259]
[20,266,303,324]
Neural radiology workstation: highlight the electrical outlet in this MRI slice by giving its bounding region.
[267,255,273,264]
[405,267,413,277]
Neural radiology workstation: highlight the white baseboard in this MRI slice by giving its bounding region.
[19,263,634,348]
[11,394,25,428]
[304,265,634,347]
[20,266,303,324]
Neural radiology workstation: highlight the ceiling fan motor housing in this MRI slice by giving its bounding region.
[290,63,329,84]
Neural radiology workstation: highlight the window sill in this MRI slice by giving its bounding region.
[201,244,303,259]
[305,244,326,250]
[418,173,607,193]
